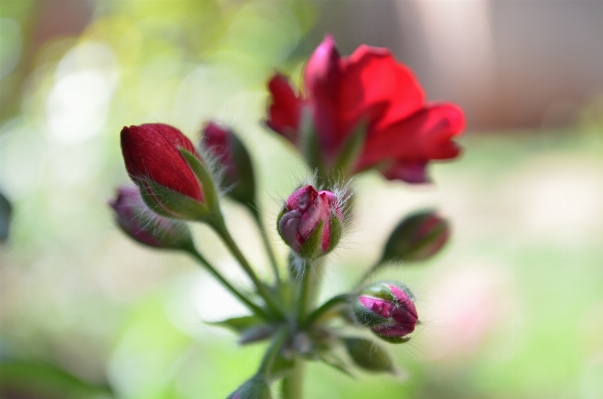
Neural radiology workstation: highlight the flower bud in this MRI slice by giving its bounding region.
[381,210,449,263]
[109,186,193,250]
[121,123,208,220]
[227,375,272,399]
[277,185,342,259]
[201,122,256,207]
[353,281,418,343]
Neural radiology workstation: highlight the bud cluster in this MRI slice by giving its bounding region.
[109,33,462,398]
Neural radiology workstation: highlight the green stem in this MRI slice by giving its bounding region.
[185,245,270,320]
[211,218,284,319]
[355,259,383,289]
[295,260,313,328]
[307,294,350,326]
[281,358,304,399]
[258,328,288,377]
[249,205,281,288]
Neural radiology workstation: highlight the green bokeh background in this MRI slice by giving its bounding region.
[1,1,603,398]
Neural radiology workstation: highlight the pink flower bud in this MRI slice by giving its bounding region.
[201,121,256,206]
[353,282,418,343]
[109,185,192,250]
[277,185,342,259]
[381,210,449,263]
[121,123,206,219]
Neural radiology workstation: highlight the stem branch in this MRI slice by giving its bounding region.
[212,217,284,319]
[185,245,270,320]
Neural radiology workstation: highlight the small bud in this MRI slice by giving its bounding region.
[110,186,193,250]
[227,375,272,399]
[353,281,418,343]
[121,123,208,220]
[381,210,449,263]
[201,122,256,206]
[277,185,342,259]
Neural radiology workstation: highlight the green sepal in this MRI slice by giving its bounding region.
[331,120,367,179]
[325,213,342,254]
[140,179,209,220]
[228,133,256,207]
[179,148,221,214]
[227,374,272,399]
[342,337,395,374]
[380,209,449,264]
[372,333,412,345]
[352,298,389,327]
[297,220,324,260]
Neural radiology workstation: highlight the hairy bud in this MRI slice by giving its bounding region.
[353,281,418,343]
[110,186,193,250]
[381,210,449,263]
[121,123,208,219]
[201,121,256,207]
[277,185,342,259]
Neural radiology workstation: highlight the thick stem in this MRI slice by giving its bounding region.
[211,218,284,319]
[258,328,288,377]
[185,245,270,320]
[249,205,282,288]
[307,294,350,326]
[295,260,313,328]
[281,358,304,399]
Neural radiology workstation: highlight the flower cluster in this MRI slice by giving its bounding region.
[110,35,461,399]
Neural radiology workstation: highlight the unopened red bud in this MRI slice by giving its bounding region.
[277,185,342,259]
[353,281,418,343]
[121,123,208,219]
[110,186,193,250]
[381,210,449,263]
[201,122,256,206]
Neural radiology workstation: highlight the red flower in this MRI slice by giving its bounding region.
[266,35,465,183]
[121,123,205,217]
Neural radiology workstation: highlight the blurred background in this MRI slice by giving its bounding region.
[1,0,602,398]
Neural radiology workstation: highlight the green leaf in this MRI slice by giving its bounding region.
[0,361,114,399]
[206,315,263,333]
[318,353,355,378]
[239,324,276,345]
[342,337,395,373]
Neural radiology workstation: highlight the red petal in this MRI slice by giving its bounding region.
[339,46,425,134]
[357,103,465,173]
[121,123,203,201]
[304,34,342,158]
[266,73,302,143]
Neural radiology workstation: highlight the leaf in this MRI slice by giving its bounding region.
[238,324,276,345]
[318,353,355,378]
[206,315,263,333]
[342,337,395,373]
[0,361,114,398]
